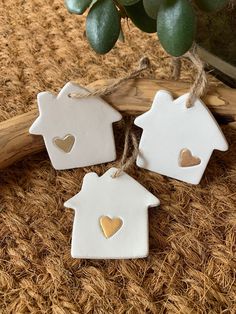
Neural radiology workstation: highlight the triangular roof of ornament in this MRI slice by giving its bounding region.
[64,167,160,210]
[29,82,122,135]
[134,90,228,152]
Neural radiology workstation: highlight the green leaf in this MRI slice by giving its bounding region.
[125,1,156,33]
[195,0,228,12]
[143,0,162,19]
[117,0,140,6]
[86,0,121,54]
[65,0,92,15]
[157,0,196,56]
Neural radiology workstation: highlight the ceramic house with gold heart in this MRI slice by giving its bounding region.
[134,90,228,185]
[29,82,122,170]
[64,168,160,259]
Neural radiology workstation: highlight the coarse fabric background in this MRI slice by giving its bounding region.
[0,1,236,313]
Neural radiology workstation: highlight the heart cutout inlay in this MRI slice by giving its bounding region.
[100,216,123,238]
[179,149,201,167]
[53,135,75,153]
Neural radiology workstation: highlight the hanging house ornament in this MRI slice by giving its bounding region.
[134,90,228,185]
[29,82,122,170]
[64,167,160,259]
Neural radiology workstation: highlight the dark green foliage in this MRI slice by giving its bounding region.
[143,0,162,19]
[65,0,229,56]
[195,0,228,12]
[65,0,92,14]
[157,0,196,56]
[86,0,121,54]
[125,1,156,33]
[117,0,140,6]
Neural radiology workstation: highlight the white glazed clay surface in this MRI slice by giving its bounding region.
[64,167,160,259]
[134,90,228,185]
[29,82,122,170]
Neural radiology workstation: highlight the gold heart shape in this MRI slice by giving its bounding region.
[179,149,201,167]
[100,216,123,239]
[53,135,75,153]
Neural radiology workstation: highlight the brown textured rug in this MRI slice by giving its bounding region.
[0,0,236,313]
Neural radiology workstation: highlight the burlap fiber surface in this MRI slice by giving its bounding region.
[0,1,236,313]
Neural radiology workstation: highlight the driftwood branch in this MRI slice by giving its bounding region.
[0,79,235,169]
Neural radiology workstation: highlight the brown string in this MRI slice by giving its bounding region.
[171,45,208,108]
[112,119,139,178]
[171,57,181,81]
[68,58,148,177]
[68,57,150,99]
[69,48,206,109]
[185,44,208,108]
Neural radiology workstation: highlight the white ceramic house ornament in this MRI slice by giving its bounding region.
[64,167,160,259]
[134,90,228,185]
[29,82,122,170]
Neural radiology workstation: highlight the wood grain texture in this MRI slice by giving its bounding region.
[95,79,236,120]
[0,109,44,169]
[0,78,235,169]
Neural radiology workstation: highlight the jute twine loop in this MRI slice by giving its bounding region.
[68,58,148,177]
[70,49,206,109]
[69,56,150,99]
[185,45,208,108]
[171,44,208,108]
[112,118,139,178]
[171,57,182,81]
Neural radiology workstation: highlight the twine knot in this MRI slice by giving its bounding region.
[112,118,139,178]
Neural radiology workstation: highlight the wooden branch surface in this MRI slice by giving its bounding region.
[0,79,235,169]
